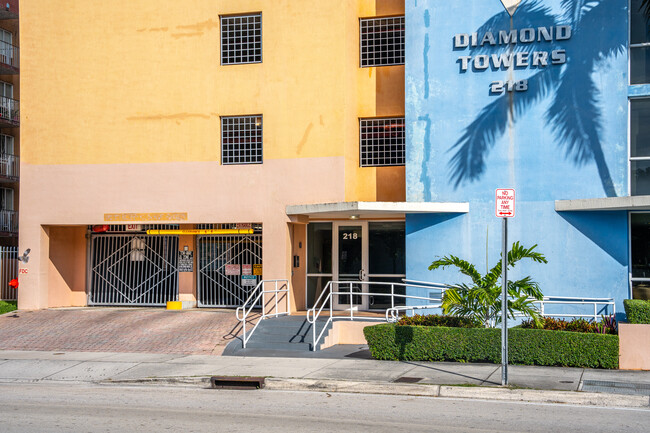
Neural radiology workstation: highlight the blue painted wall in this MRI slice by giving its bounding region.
[405,0,630,316]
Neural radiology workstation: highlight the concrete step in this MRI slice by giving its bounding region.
[244,341,315,351]
[242,316,333,351]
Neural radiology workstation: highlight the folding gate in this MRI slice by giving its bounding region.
[89,232,179,306]
[197,233,262,307]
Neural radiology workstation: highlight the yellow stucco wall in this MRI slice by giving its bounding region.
[20,0,403,202]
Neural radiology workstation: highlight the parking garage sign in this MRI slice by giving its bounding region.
[495,189,515,218]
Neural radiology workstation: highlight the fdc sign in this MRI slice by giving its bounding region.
[495,189,515,218]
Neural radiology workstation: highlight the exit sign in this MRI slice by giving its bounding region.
[496,189,515,218]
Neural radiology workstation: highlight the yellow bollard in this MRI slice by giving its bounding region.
[166,301,182,310]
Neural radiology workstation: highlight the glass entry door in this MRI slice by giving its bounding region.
[333,222,369,310]
[306,221,406,311]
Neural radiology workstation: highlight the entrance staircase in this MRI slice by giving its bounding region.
[235,316,333,351]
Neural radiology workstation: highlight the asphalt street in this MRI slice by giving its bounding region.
[0,382,648,433]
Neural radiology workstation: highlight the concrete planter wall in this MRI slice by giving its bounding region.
[619,324,650,370]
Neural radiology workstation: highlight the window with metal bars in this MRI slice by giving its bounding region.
[631,0,650,84]
[359,118,405,167]
[221,115,263,165]
[360,16,405,67]
[221,13,262,65]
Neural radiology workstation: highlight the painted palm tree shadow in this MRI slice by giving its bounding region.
[449,0,625,197]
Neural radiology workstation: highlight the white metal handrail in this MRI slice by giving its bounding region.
[306,281,617,351]
[306,280,448,351]
[533,296,615,320]
[235,279,290,348]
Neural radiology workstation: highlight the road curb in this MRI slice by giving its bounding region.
[438,385,650,408]
[99,376,650,408]
[265,378,650,408]
[100,377,211,387]
[265,378,440,397]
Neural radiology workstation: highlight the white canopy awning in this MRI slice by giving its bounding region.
[555,196,650,212]
[286,201,469,220]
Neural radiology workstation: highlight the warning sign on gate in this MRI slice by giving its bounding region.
[242,264,252,275]
[253,264,263,276]
[241,275,257,287]
[495,189,515,218]
[225,264,240,275]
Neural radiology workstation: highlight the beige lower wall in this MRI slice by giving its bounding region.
[619,323,650,370]
[18,157,345,309]
[46,225,87,308]
[321,321,375,349]
[178,227,196,302]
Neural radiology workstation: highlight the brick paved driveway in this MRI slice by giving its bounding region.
[0,308,247,355]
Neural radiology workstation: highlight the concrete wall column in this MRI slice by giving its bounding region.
[17,224,50,309]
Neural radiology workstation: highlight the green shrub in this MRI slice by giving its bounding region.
[520,316,618,335]
[363,324,619,369]
[397,314,481,328]
[0,300,17,315]
[624,299,650,324]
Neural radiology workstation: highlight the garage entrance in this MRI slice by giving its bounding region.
[88,225,179,306]
[197,224,262,307]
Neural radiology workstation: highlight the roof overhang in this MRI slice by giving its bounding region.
[555,196,650,212]
[286,201,469,221]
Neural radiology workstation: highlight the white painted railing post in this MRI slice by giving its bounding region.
[261,282,265,319]
[349,282,354,321]
[242,315,247,348]
[287,282,291,315]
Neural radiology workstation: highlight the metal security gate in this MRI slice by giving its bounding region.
[0,246,17,300]
[89,230,179,306]
[197,231,262,307]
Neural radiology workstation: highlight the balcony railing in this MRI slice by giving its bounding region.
[0,40,18,73]
[0,209,17,234]
[0,96,18,127]
[0,153,18,181]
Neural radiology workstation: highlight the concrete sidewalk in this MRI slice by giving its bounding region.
[1,349,649,408]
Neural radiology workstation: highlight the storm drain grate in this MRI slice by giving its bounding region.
[394,377,423,384]
[210,376,265,390]
[582,380,650,396]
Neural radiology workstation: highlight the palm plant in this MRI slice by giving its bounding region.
[429,242,548,328]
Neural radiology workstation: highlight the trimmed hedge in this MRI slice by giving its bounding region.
[363,324,619,369]
[623,299,650,324]
[397,314,480,328]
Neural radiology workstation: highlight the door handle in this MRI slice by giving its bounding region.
[358,269,366,280]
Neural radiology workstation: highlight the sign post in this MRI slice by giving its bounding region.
[496,188,515,386]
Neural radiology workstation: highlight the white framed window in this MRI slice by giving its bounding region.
[0,134,13,155]
[0,28,13,66]
[631,0,650,85]
[630,98,650,195]
[0,187,13,211]
[220,13,262,65]
[359,117,405,167]
[360,16,405,67]
[630,212,650,300]
[221,115,263,165]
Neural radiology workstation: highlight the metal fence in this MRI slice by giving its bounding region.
[0,246,17,300]
[0,153,18,180]
[0,210,17,233]
[0,40,18,69]
[89,233,179,306]
[0,96,18,127]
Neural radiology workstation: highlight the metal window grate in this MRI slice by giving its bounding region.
[221,115,263,165]
[360,16,405,67]
[221,13,262,65]
[359,117,405,167]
